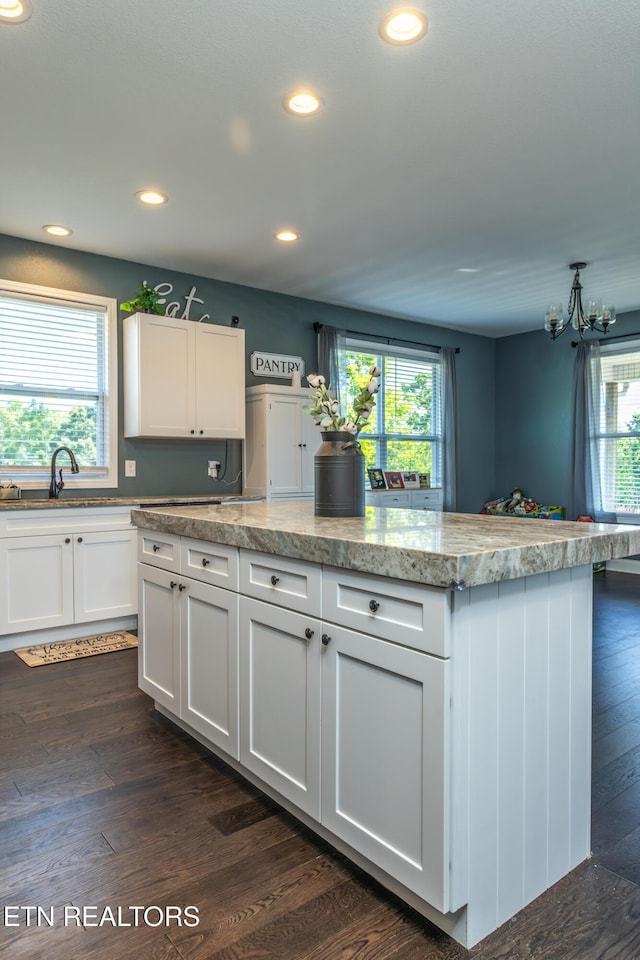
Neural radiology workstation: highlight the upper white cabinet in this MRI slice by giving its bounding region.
[244,385,317,500]
[123,313,245,439]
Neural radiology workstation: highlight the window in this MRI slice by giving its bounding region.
[592,338,640,520]
[0,279,118,489]
[340,337,443,481]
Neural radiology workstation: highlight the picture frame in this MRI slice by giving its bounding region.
[384,471,404,490]
[401,471,420,489]
[419,472,431,489]
[367,468,387,490]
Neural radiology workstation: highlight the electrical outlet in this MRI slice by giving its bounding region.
[124,459,136,478]
[208,460,220,479]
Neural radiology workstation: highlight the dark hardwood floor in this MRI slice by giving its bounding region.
[1,570,639,960]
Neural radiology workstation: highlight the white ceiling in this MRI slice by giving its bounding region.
[1,0,639,337]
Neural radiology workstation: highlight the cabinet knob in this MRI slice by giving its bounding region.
[178,583,186,591]
[199,430,204,435]
[152,544,160,552]
[302,444,307,448]
[369,599,380,613]
[270,575,280,586]
[190,429,195,435]
[304,628,314,640]
[64,537,71,544]
[321,634,331,646]
[170,581,177,589]
[202,557,210,567]
[77,537,83,543]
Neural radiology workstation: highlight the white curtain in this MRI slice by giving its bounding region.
[570,341,614,521]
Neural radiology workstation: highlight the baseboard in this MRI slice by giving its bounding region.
[0,616,138,654]
[606,559,640,575]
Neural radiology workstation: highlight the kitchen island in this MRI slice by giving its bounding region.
[130,502,640,948]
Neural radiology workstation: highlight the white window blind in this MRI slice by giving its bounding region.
[342,337,442,478]
[0,281,117,485]
[594,340,640,518]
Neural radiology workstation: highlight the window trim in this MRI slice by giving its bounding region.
[342,335,443,481]
[0,277,118,491]
[592,336,640,524]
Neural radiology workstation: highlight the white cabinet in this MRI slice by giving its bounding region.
[244,385,317,500]
[0,509,136,637]
[366,488,443,511]
[124,313,245,440]
[321,623,449,913]
[239,597,321,817]
[138,535,239,757]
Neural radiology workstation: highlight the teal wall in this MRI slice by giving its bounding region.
[494,311,640,515]
[0,234,495,511]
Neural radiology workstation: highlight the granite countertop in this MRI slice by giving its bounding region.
[130,500,640,589]
[0,494,258,510]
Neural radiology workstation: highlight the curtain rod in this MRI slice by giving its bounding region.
[313,322,460,354]
[571,331,640,348]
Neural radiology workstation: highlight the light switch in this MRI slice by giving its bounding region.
[124,460,136,478]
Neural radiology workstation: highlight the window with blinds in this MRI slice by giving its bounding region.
[594,339,640,519]
[0,281,117,486]
[342,337,442,478]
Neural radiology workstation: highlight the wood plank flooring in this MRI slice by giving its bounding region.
[1,570,638,960]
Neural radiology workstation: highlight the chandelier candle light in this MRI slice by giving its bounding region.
[545,262,616,341]
[306,368,380,517]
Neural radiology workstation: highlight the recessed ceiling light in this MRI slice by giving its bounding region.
[136,189,168,206]
[457,267,480,273]
[0,0,32,23]
[379,8,428,45]
[275,230,301,243]
[283,91,323,117]
[43,224,73,238]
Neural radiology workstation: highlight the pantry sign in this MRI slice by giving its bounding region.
[250,352,305,380]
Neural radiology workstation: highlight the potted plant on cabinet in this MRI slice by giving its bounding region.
[120,281,164,315]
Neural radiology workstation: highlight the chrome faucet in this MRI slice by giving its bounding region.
[49,446,80,499]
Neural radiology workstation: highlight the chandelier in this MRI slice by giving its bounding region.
[545,262,616,341]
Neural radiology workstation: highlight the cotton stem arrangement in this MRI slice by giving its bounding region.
[306,367,380,436]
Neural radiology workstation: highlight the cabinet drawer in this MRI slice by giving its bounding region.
[138,529,180,572]
[411,489,443,510]
[181,537,238,590]
[366,491,412,508]
[239,549,321,617]
[323,566,450,657]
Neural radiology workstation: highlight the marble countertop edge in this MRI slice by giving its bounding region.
[130,503,640,589]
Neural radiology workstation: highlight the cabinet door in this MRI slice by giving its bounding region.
[181,577,239,758]
[321,624,451,912]
[195,325,245,439]
[74,530,137,623]
[126,314,195,438]
[0,535,74,634]
[239,596,321,817]
[266,395,305,495]
[138,563,181,713]
[299,398,318,494]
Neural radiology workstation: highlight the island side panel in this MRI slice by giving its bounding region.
[451,564,593,947]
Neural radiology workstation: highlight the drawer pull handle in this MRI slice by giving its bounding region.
[152,544,160,552]
[321,634,331,646]
[170,581,177,589]
[270,575,280,586]
[202,558,210,567]
[304,628,314,640]
[178,583,186,591]
[369,599,380,613]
